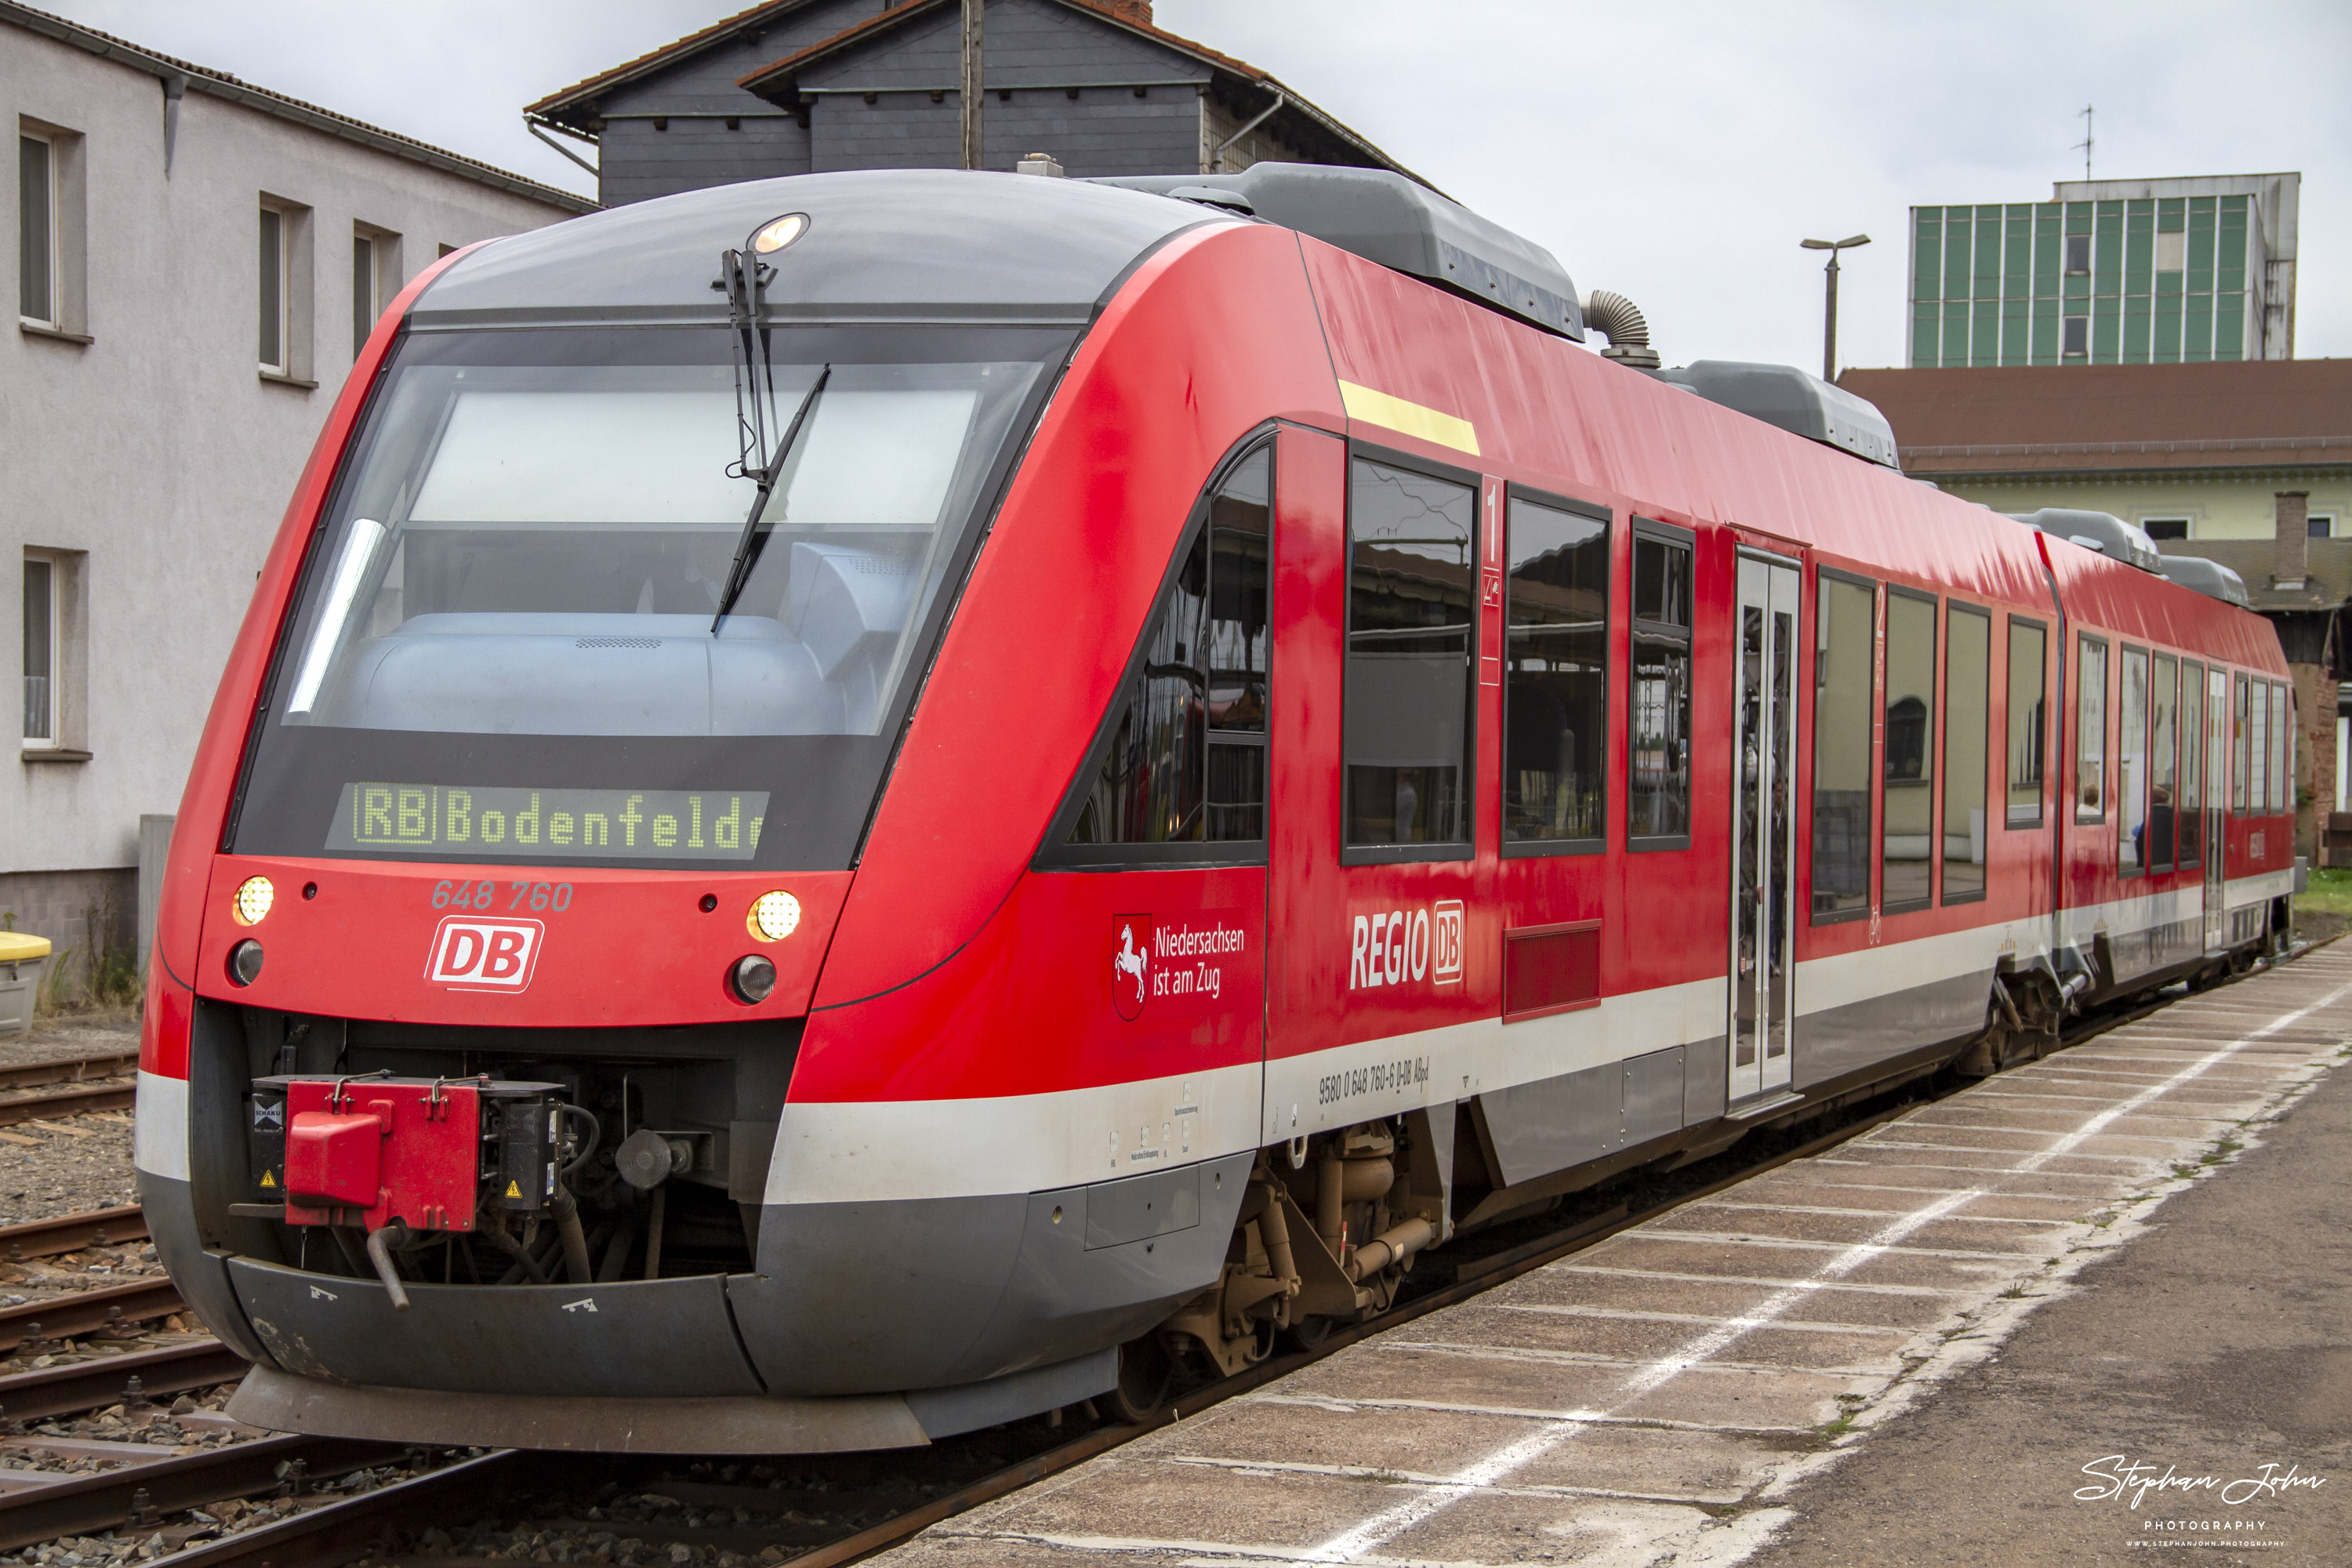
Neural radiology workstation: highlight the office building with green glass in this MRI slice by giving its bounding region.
[1908,172,2299,368]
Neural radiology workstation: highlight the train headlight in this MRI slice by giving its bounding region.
[731,954,777,1005]
[232,877,274,927]
[748,891,801,942]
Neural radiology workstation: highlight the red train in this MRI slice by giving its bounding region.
[135,164,2295,1453]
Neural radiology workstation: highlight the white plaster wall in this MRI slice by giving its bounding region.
[2,24,584,877]
[1936,474,2352,542]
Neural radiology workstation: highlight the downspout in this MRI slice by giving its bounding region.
[1211,89,1284,172]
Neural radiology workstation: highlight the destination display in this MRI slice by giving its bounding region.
[326,782,768,862]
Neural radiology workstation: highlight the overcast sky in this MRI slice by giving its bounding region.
[41,0,2351,372]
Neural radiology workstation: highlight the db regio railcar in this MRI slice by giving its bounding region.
[132,163,2297,1453]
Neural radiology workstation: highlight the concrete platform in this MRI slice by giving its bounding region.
[879,946,2352,1566]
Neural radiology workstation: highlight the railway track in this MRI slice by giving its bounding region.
[0,1052,138,1131]
[0,958,2300,1568]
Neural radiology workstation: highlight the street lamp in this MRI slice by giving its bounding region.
[1800,234,1871,383]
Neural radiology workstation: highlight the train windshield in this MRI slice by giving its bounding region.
[230,325,1065,871]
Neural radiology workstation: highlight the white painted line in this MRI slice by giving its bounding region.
[1497,1303,1915,1336]
[1554,1265,1964,1298]
[1626,1231,2027,1262]
[1280,1189,1982,1565]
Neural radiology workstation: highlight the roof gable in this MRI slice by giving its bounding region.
[526,0,825,126]
[789,0,1206,94]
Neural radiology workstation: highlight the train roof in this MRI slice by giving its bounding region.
[410,169,1220,330]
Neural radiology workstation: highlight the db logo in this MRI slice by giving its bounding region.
[1112,914,1152,1022]
[426,916,544,993]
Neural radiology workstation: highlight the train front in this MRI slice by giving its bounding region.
[132,171,1227,1451]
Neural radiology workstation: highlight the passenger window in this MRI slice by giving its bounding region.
[2180,660,2205,867]
[2249,678,2268,818]
[1502,495,1608,848]
[1344,456,1475,851]
[1628,524,1693,847]
[1066,442,1271,847]
[1812,572,1874,920]
[1882,590,1936,911]
[2005,619,2046,826]
[2270,682,2289,815]
[2151,653,2176,871]
[2119,648,2147,876]
[2232,674,2249,813]
[1942,606,1989,902]
[2074,637,2107,821]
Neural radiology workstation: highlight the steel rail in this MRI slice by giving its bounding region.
[0,1340,250,1425]
[0,1279,186,1354]
[0,1082,136,1129]
[147,1450,536,1568]
[0,1204,149,1262]
[0,1432,412,1552]
[0,1054,137,1091]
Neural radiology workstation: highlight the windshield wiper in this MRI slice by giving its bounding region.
[711,363,828,630]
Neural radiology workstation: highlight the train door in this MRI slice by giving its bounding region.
[2204,666,2229,950]
[1729,552,1800,1102]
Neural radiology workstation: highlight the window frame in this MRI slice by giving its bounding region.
[2179,658,2205,869]
[1625,516,1696,855]
[1878,583,1939,916]
[2005,614,2049,829]
[2149,650,2178,873]
[260,201,290,374]
[2065,233,2092,275]
[1338,440,1483,866]
[1499,482,1613,861]
[2140,517,2190,542]
[1940,601,1991,906]
[2232,673,2250,815]
[1810,563,1879,924]
[2269,680,2288,815]
[2118,644,2149,878]
[2308,512,2338,540]
[1034,426,1279,871]
[2061,314,2089,358]
[17,129,56,328]
[20,554,56,750]
[2074,633,2109,824]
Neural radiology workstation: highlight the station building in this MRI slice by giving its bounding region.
[3,3,589,996]
[522,0,1419,207]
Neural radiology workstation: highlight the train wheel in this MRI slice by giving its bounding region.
[1107,1334,1172,1424]
[1283,1313,1344,1355]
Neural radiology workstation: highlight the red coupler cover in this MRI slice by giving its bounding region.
[281,1079,482,1232]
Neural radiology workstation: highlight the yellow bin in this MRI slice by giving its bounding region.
[0,932,52,1036]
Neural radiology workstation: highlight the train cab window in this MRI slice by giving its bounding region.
[1342,455,1476,856]
[1065,441,1272,848]
[2270,681,2290,815]
[1942,605,1990,902]
[1628,521,1693,848]
[1882,589,1936,912]
[2074,637,2107,822]
[2118,648,2147,876]
[2180,659,2205,867]
[2150,653,2177,871]
[1812,571,1874,920]
[2005,619,2046,827]
[1502,493,1608,850]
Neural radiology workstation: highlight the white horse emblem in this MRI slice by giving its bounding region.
[1112,920,1150,1019]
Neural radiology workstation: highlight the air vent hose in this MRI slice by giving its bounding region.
[1582,289,1661,369]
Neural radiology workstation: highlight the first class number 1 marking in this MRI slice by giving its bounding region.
[433,880,573,913]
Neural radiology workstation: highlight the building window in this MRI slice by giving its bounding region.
[2155,229,2187,273]
[2007,619,2046,826]
[353,231,378,357]
[20,557,53,746]
[1813,572,1874,920]
[1502,494,1608,848]
[1065,443,1272,847]
[1628,522,1693,848]
[2065,234,2091,274]
[1943,605,1990,902]
[2062,315,2089,357]
[2308,512,2336,540]
[1342,455,1475,855]
[18,132,53,325]
[2075,635,2107,821]
[1882,589,1936,911]
[260,204,289,371]
[2142,517,2190,541]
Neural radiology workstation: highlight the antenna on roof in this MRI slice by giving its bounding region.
[2074,104,2093,181]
